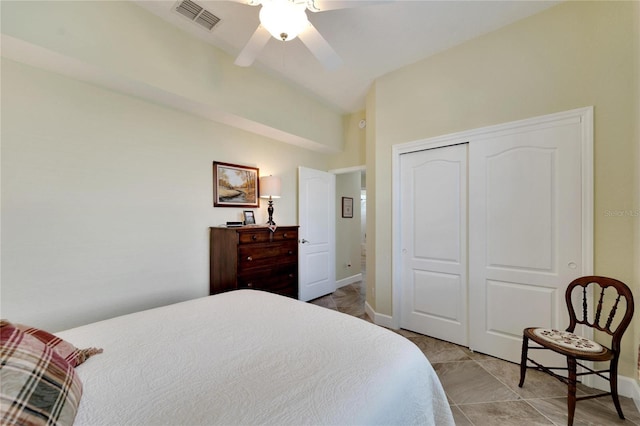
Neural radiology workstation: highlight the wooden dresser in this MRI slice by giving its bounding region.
[209,226,299,298]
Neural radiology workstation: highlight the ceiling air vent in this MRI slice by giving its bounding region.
[175,0,221,31]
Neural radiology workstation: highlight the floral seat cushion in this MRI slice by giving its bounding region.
[532,328,604,353]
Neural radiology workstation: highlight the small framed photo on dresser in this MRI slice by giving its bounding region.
[243,210,256,225]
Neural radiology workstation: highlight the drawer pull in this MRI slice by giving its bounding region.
[251,235,257,241]
[288,274,294,278]
[287,250,293,255]
[247,256,253,261]
[283,233,288,238]
[247,283,253,288]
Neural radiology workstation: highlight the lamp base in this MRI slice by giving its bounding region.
[267,200,276,226]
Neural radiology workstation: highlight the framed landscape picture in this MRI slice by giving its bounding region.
[213,162,259,208]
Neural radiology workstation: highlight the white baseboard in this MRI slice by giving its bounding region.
[364,301,375,324]
[591,373,640,409]
[365,301,394,329]
[336,273,362,289]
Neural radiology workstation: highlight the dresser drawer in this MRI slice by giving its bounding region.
[238,241,297,269]
[238,263,297,293]
[238,228,298,244]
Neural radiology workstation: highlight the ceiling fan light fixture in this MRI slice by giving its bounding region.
[259,0,309,41]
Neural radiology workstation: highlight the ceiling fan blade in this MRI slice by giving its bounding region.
[234,26,271,67]
[225,0,258,5]
[308,0,393,12]
[298,23,342,70]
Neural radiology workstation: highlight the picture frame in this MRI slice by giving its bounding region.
[342,197,354,218]
[243,210,256,225]
[213,162,260,208]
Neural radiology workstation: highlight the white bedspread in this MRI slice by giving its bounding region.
[57,290,454,425]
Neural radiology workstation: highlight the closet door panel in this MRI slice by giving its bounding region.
[468,118,584,363]
[400,143,468,345]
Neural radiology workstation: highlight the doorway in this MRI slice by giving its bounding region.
[334,168,366,290]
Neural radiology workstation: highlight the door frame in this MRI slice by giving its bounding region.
[390,107,594,336]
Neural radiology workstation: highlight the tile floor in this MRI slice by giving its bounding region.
[310,280,640,426]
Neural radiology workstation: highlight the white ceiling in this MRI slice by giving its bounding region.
[134,0,560,113]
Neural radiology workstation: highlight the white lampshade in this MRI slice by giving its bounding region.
[259,0,308,41]
[260,176,281,199]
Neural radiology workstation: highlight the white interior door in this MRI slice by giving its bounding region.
[298,167,336,302]
[400,144,468,346]
[468,117,585,363]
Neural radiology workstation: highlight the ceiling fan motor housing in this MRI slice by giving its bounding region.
[259,0,309,41]
[235,0,343,70]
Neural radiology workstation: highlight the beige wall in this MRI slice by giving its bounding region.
[329,111,366,170]
[365,84,379,309]
[367,1,639,379]
[634,0,640,385]
[0,59,329,331]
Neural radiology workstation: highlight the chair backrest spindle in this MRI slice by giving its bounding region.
[582,286,588,323]
[605,294,621,332]
[594,286,605,327]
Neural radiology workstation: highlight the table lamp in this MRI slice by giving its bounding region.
[259,175,281,225]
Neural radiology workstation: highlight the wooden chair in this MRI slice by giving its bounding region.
[518,276,634,426]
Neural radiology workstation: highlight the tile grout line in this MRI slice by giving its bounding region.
[472,354,563,425]
[526,401,563,426]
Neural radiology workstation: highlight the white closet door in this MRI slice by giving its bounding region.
[468,118,584,362]
[400,144,468,346]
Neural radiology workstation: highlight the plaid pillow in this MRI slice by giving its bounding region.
[1,321,83,426]
[16,323,102,367]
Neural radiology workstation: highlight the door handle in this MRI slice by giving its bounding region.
[300,239,309,244]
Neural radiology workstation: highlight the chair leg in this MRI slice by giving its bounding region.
[567,357,577,426]
[518,334,528,387]
[610,359,625,419]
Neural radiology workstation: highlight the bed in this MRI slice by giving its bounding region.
[3,290,454,425]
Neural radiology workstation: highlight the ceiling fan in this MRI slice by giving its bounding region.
[232,0,387,70]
